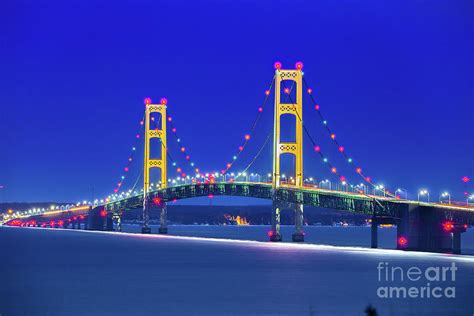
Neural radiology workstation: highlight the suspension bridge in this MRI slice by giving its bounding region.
[5,62,474,254]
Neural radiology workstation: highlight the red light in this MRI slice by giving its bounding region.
[462,176,470,183]
[265,90,270,96]
[100,210,107,217]
[295,62,304,70]
[267,230,274,237]
[160,98,167,105]
[274,62,282,70]
[245,134,251,141]
[153,197,161,205]
[442,221,454,232]
[284,88,290,94]
[340,176,346,182]
[144,97,152,105]
[398,236,408,247]
[307,88,313,94]
[9,219,22,226]
[181,172,186,177]
[330,133,336,140]
[338,146,344,152]
[58,220,64,226]
[331,167,337,174]
[79,215,85,220]
[258,107,263,113]
[50,221,55,227]
[464,224,468,229]
[315,104,320,110]
[314,145,321,152]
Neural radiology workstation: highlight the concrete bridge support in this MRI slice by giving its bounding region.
[371,218,378,249]
[270,200,282,242]
[292,203,304,242]
[397,205,467,254]
[270,200,305,242]
[159,204,168,234]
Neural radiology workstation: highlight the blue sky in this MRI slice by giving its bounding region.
[1,0,473,203]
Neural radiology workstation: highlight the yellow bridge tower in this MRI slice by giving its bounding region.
[142,97,168,234]
[271,62,305,242]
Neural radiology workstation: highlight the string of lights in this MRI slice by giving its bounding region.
[301,77,396,198]
[276,62,382,200]
[220,75,276,175]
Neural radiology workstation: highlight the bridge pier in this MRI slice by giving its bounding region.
[270,200,282,242]
[371,218,378,249]
[292,203,304,242]
[159,204,168,234]
[142,199,151,234]
[397,205,467,254]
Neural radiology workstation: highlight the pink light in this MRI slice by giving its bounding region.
[239,146,244,151]
[208,194,214,199]
[168,117,172,122]
[307,88,313,94]
[295,61,304,70]
[144,97,152,105]
[172,127,177,133]
[338,146,344,153]
[442,221,454,232]
[315,104,320,110]
[398,236,408,247]
[265,90,270,96]
[340,176,346,182]
[135,134,140,139]
[186,155,190,160]
[314,145,321,152]
[258,107,263,113]
[124,167,129,172]
[356,167,362,174]
[274,62,282,70]
[140,120,144,125]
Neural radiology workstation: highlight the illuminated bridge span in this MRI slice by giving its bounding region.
[5,62,474,254]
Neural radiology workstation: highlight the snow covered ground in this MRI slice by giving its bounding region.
[0,226,473,315]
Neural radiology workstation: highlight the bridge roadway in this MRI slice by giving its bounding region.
[104,182,474,225]
[5,182,474,254]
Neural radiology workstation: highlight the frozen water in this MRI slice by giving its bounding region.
[0,226,473,315]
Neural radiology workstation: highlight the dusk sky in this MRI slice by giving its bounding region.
[1,0,473,203]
